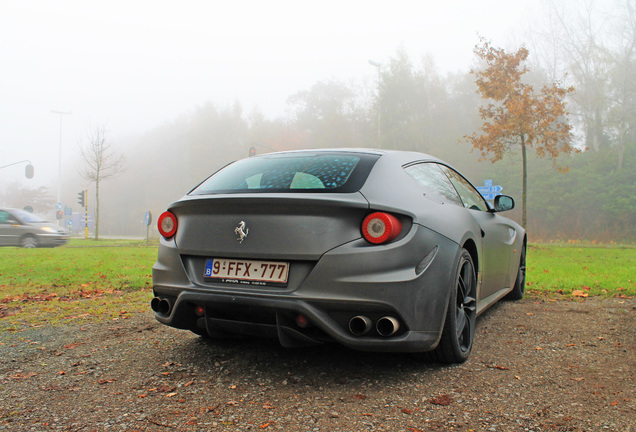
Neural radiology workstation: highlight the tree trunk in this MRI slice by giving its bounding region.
[95,180,100,240]
[521,135,527,228]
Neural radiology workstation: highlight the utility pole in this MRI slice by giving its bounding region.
[368,60,381,148]
[51,110,72,220]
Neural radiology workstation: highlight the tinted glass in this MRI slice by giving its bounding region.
[438,165,489,211]
[404,163,462,205]
[191,152,379,194]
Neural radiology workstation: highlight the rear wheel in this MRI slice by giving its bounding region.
[505,244,526,300]
[20,235,38,248]
[429,249,476,363]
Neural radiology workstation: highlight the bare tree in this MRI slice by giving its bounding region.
[77,125,125,240]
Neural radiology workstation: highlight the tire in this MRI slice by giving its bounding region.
[20,236,38,248]
[505,243,526,300]
[429,249,477,364]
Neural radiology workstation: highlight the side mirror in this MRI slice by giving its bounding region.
[493,195,515,212]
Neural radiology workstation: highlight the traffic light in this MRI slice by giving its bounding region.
[77,190,85,207]
[25,164,34,179]
[56,210,63,220]
[248,146,256,157]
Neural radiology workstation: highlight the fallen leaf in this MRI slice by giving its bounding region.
[259,422,270,429]
[401,408,413,415]
[572,290,588,298]
[97,378,116,384]
[486,364,510,370]
[155,385,176,393]
[430,394,453,406]
[353,393,367,400]
[11,372,38,380]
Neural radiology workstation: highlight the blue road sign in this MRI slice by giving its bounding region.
[144,211,152,226]
[477,180,503,201]
[476,185,503,194]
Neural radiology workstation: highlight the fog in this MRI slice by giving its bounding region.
[1,0,632,241]
[1,0,532,182]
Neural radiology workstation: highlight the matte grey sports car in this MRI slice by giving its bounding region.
[152,149,526,363]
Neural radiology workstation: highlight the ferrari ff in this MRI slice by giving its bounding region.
[152,149,526,363]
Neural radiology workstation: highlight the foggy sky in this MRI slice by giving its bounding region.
[1,0,536,189]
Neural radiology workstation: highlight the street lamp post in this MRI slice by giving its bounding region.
[51,110,72,214]
[368,60,381,148]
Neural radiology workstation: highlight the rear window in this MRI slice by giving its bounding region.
[190,152,379,195]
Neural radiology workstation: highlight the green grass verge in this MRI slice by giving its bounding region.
[526,244,635,297]
[0,241,633,332]
[0,240,157,331]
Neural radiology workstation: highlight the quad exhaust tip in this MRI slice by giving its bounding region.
[349,315,373,336]
[376,316,400,337]
[349,315,400,337]
[150,297,172,315]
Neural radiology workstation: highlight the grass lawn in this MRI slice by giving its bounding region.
[0,240,633,332]
[526,243,635,298]
[0,239,157,331]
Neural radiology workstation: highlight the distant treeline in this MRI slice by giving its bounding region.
[76,1,636,242]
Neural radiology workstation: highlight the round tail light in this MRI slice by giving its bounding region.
[158,211,178,239]
[362,212,402,244]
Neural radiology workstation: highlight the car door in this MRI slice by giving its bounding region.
[438,166,514,301]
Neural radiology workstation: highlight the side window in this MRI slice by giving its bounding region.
[438,165,489,212]
[0,211,10,224]
[404,163,462,205]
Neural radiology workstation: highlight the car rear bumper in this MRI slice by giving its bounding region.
[152,225,460,353]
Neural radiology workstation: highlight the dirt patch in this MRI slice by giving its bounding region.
[1,298,634,431]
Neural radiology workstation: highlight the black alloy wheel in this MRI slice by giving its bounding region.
[428,249,476,363]
[455,252,477,354]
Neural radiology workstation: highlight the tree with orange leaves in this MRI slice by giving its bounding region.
[466,39,576,228]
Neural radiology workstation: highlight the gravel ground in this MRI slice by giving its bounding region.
[1,297,634,432]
